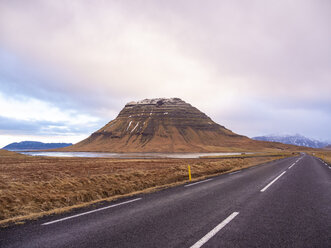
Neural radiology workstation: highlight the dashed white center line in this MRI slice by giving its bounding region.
[185,178,213,187]
[260,171,286,192]
[42,198,142,226]
[190,212,239,248]
[288,163,295,169]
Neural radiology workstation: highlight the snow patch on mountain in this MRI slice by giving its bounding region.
[252,134,329,148]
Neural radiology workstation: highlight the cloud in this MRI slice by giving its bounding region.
[213,99,331,141]
[0,0,330,141]
[0,92,105,141]
[0,113,104,147]
[0,114,101,136]
[0,91,101,123]
[1,0,330,102]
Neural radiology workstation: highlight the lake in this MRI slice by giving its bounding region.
[18,151,246,159]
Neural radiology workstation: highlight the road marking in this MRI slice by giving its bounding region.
[185,178,213,187]
[229,170,241,175]
[190,212,239,248]
[42,198,142,226]
[288,163,295,169]
[260,171,286,192]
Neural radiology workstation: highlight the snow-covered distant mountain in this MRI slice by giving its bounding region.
[252,134,329,148]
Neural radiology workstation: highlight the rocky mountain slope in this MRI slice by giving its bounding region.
[252,134,328,148]
[62,98,294,153]
[3,141,72,151]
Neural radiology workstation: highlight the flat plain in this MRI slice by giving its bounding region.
[0,149,296,225]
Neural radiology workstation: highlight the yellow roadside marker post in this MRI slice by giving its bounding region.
[188,165,192,181]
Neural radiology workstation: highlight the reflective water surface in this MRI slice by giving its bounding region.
[19,151,246,159]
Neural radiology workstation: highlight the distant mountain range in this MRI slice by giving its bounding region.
[252,134,329,148]
[2,141,73,151]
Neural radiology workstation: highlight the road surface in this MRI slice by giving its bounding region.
[1,154,330,247]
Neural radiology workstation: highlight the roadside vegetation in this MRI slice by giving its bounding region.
[0,149,297,226]
[309,150,331,164]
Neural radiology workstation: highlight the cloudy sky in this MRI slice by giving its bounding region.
[0,0,330,148]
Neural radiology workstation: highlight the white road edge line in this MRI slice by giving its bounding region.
[288,163,295,169]
[260,171,286,192]
[190,212,239,248]
[229,170,241,175]
[185,178,213,187]
[42,198,142,226]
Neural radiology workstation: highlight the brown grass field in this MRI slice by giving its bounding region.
[0,149,298,226]
[308,150,331,164]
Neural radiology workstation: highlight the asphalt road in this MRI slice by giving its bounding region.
[1,154,330,248]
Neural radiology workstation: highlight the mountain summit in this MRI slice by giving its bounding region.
[62,98,290,152]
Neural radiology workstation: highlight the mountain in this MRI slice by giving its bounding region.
[3,141,72,151]
[61,98,294,153]
[324,145,331,150]
[252,135,328,148]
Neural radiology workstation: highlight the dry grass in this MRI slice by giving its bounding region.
[0,149,294,226]
[200,151,298,159]
[308,150,331,164]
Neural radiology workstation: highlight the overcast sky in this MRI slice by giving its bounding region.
[0,0,330,148]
